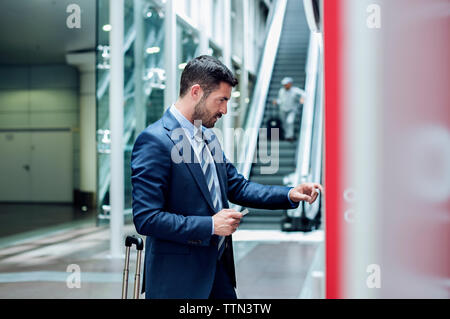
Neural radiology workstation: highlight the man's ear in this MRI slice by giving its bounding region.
[190,84,203,101]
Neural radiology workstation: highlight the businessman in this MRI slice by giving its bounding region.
[131,55,323,299]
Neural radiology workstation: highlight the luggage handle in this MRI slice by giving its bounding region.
[122,235,144,299]
[125,235,144,250]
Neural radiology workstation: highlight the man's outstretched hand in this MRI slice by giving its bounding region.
[289,183,323,204]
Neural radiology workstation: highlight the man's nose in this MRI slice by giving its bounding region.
[220,103,227,115]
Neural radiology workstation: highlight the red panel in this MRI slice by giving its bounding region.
[323,0,342,299]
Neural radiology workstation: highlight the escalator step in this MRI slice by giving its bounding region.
[245,0,309,229]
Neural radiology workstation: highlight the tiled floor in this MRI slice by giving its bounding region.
[0,205,322,299]
[0,224,137,299]
[235,241,318,299]
[0,203,96,239]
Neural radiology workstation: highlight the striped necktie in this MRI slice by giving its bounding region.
[194,128,225,259]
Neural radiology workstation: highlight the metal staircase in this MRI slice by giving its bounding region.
[240,0,310,229]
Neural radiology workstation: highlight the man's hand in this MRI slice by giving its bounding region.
[213,209,243,236]
[272,99,278,106]
[299,97,305,104]
[289,183,323,204]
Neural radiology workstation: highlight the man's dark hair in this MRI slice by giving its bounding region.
[179,55,238,98]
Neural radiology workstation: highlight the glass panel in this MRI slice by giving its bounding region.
[242,72,256,128]
[231,61,241,127]
[96,0,111,216]
[142,4,165,125]
[231,0,243,59]
[176,21,199,96]
[95,0,166,215]
[123,0,136,210]
[209,41,223,60]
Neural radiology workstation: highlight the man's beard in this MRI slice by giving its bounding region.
[192,96,222,128]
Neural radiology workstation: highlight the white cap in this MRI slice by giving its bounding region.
[281,77,293,85]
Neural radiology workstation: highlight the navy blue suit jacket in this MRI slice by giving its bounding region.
[131,109,298,298]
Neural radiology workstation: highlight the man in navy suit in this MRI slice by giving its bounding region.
[131,55,322,299]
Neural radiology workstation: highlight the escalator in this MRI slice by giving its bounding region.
[240,0,311,229]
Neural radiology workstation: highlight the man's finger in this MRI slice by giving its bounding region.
[229,212,243,219]
[314,183,324,193]
[305,185,316,197]
[293,192,312,203]
[310,191,318,204]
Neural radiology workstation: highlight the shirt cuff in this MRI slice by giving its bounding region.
[211,217,215,235]
[287,188,299,208]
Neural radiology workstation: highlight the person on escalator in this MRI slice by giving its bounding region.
[272,77,306,142]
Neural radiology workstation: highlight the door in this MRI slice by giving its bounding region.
[0,129,73,202]
[30,130,73,202]
[0,131,32,201]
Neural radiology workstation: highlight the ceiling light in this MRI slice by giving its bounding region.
[146,47,160,54]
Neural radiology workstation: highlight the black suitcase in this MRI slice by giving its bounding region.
[266,102,284,140]
[121,235,144,299]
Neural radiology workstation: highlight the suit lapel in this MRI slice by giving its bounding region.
[163,110,216,213]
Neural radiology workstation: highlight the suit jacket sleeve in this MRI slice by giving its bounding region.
[224,154,299,210]
[131,130,212,247]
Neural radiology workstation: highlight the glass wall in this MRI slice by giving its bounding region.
[176,19,199,97]
[95,0,272,221]
[209,40,223,60]
[96,0,166,219]
[96,0,112,218]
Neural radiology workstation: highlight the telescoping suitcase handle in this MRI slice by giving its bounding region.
[122,235,144,299]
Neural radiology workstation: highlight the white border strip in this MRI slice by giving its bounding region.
[233,229,324,242]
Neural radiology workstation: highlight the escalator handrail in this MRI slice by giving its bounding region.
[235,0,288,179]
[290,31,324,220]
[294,32,321,186]
[304,55,324,218]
